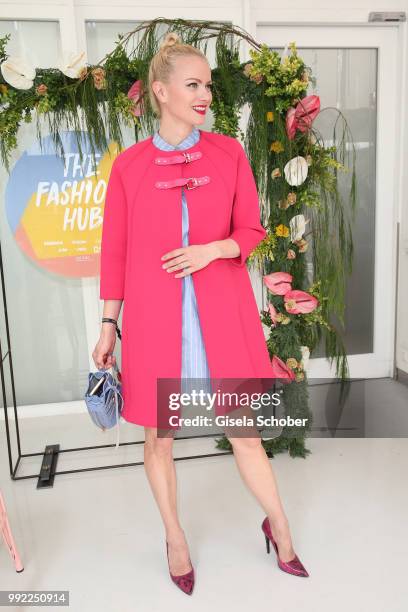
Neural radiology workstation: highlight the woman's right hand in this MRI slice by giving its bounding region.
[92,326,117,370]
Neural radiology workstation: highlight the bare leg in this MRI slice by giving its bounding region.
[144,427,192,575]
[225,419,296,562]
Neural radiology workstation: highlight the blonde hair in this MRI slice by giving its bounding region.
[148,32,209,118]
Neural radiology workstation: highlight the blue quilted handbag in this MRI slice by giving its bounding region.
[84,360,123,449]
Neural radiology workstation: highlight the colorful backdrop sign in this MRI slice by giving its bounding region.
[5,131,119,277]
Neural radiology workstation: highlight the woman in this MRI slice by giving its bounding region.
[93,32,309,596]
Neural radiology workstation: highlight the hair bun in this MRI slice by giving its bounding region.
[160,32,181,50]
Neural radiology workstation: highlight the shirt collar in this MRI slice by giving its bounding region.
[152,126,200,151]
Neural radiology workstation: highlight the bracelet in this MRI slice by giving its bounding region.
[102,317,117,325]
[101,317,122,340]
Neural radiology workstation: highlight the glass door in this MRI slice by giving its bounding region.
[258,24,400,378]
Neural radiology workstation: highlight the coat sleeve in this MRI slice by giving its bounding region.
[227,140,266,267]
[99,158,128,300]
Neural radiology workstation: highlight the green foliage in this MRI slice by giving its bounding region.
[0,33,10,61]
[247,42,309,113]
[248,229,277,266]
[214,431,311,458]
[211,99,242,137]
[210,45,246,137]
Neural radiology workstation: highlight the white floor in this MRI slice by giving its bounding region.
[1,430,408,612]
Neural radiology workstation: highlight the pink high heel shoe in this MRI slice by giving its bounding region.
[166,541,195,595]
[261,517,309,577]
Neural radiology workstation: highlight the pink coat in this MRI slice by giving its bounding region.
[99,129,277,427]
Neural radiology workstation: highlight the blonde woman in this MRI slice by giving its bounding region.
[94,32,309,596]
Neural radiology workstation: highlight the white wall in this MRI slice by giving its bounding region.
[1,0,407,374]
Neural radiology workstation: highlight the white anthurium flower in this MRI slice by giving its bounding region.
[308,132,317,145]
[300,346,310,371]
[280,44,290,64]
[290,214,309,242]
[59,51,87,79]
[284,155,309,187]
[0,56,35,89]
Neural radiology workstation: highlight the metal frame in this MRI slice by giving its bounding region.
[0,237,232,488]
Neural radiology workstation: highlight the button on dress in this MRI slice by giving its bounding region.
[152,127,212,395]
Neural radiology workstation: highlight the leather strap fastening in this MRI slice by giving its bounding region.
[154,151,202,165]
[155,176,211,190]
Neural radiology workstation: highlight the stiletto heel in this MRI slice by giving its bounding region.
[166,541,195,595]
[261,517,309,577]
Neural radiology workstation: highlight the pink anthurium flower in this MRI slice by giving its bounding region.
[127,79,145,116]
[285,106,297,140]
[263,271,293,295]
[268,302,279,327]
[294,95,320,132]
[285,95,320,140]
[284,289,319,314]
[270,355,296,380]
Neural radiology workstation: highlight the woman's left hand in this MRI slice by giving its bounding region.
[161,244,218,278]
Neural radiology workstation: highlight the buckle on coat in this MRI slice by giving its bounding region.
[183,152,192,163]
[185,177,198,190]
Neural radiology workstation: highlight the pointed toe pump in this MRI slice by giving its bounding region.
[166,541,195,595]
[261,517,309,578]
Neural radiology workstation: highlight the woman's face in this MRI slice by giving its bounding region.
[153,55,212,125]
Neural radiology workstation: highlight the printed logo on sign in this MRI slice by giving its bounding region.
[5,131,120,278]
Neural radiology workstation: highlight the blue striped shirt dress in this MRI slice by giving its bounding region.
[152,126,212,396]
